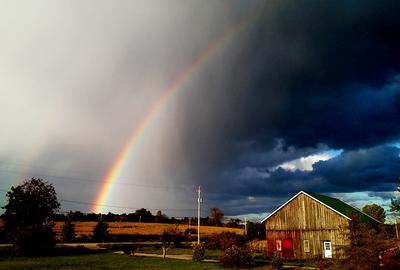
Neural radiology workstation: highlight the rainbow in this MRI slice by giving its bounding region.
[92,5,264,213]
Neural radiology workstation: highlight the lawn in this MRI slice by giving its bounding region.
[0,253,224,270]
[135,246,221,260]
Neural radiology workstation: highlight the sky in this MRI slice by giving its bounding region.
[1,0,400,221]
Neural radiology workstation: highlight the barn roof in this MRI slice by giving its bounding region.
[261,191,380,224]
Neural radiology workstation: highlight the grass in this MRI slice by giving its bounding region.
[0,253,223,270]
[0,248,315,270]
[136,247,221,259]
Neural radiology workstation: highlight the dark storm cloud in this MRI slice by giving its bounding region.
[215,146,400,215]
[312,146,400,192]
[176,0,400,182]
[166,1,400,216]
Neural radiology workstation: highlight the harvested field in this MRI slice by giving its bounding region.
[53,222,244,237]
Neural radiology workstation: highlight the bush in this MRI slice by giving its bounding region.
[248,239,267,253]
[61,219,75,242]
[220,245,254,268]
[379,247,400,270]
[14,225,56,256]
[161,227,184,248]
[92,217,109,242]
[314,255,335,270]
[206,231,246,250]
[192,243,205,262]
[184,228,197,241]
[271,253,283,270]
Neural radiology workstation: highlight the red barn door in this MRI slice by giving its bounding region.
[282,239,294,259]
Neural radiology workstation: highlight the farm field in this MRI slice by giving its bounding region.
[53,221,244,237]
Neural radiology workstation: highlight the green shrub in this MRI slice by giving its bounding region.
[184,228,197,241]
[92,217,109,242]
[192,243,205,262]
[314,255,335,270]
[14,225,56,256]
[61,219,76,242]
[161,227,184,248]
[206,231,246,250]
[271,253,283,270]
[219,245,254,268]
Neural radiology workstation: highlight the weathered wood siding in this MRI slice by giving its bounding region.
[266,193,349,259]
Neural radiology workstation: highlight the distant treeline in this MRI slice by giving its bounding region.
[51,208,244,228]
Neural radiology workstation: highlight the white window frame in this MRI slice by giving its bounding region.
[323,240,332,258]
[276,240,282,251]
[303,239,310,253]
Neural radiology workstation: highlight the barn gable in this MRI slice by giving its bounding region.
[263,192,350,231]
[261,191,379,224]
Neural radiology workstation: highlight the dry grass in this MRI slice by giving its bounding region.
[54,222,244,237]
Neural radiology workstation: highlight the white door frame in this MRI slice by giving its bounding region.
[323,240,332,258]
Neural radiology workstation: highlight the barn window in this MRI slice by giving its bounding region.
[303,240,310,252]
[276,240,282,251]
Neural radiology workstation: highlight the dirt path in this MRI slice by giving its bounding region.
[133,252,219,262]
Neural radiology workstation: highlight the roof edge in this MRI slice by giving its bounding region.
[261,191,304,223]
[304,192,381,224]
[302,191,351,221]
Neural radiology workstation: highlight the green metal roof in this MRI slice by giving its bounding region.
[305,191,380,224]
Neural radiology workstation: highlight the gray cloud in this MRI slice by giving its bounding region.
[1,1,400,217]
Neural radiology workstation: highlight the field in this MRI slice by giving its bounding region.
[53,221,244,237]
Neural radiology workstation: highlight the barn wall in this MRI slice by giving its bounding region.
[265,193,350,259]
[266,229,349,259]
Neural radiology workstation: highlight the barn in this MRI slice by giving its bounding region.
[262,191,379,259]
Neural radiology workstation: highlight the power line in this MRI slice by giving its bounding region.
[0,161,256,197]
[0,166,194,190]
[0,166,249,197]
[58,198,196,212]
[0,188,196,212]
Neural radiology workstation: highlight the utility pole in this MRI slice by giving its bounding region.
[244,217,247,236]
[197,186,202,244]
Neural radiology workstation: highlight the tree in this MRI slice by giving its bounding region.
[227,218,242,228]
[92,216,109,242]
[209,207,224,226]
[3,178,60,255]
[3,178,60,229]
[135,208,154,222]
[154,210,168,223]
[246,222,266,240]
[362,204,386,223]
[160,226,183,258]
[390,177,400,214]
[340,219,392,270]
[61,212,76,242]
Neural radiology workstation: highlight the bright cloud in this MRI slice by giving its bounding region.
[276,150,342,172]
